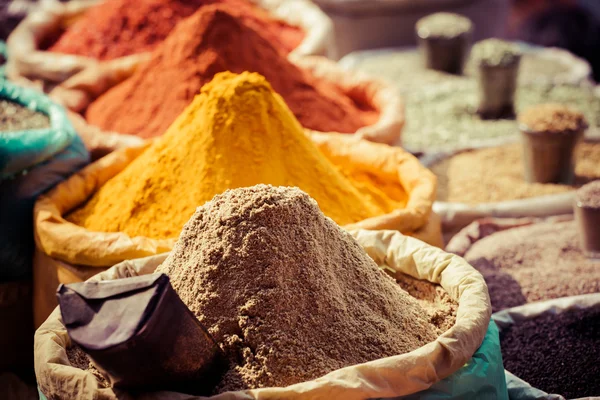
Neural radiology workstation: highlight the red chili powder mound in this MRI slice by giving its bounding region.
[85,5,378,138]
[48,0,304,60]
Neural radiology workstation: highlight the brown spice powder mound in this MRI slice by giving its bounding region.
[156,184,441,393]
[518,103,587,133]
[463,219,600,312]
[431,142,600,203]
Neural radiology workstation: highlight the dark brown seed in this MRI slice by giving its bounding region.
[500,306,600,399]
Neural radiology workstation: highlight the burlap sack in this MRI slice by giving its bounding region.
[35,229,493,400]
[32,135,439,327]
[6,0,332,87]
[492,293,600,400]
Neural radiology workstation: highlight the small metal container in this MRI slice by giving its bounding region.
[418,33,472,75]
[416,13,473,75]
[519,123,585,184]
[477,59,521,119]
[574,186,600,259]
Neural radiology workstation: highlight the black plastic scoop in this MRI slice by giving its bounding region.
[57,273,226,395]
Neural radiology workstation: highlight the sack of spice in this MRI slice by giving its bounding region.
[396,79,600,154]
[5,0,332,89]
[35,222,505,399]
[0,78,77,179]
[48,3,402,145]
[445,215,600,313]
[31,71,435,327]
[422,139,600,235]
[493,294,600,399]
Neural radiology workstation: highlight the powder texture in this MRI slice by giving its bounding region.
[85,5,376,138]
[519,103,587,133]
[431,142,600,203]
[577,180,600,207]
[49,0,303,60]
[68,72,401,239]
[155,185,441,392]
[394,273,457,333]
[464,220,600,312]
[500,306,600,399]
[416,13,472,38]
[66,345,110,388]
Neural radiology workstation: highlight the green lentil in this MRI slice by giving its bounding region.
[472,39,521,67]
[347,48,583,94]
[401,81,600,152]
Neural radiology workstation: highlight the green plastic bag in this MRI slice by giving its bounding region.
[391,321,508,400]
[0,41,6,77]
[0,79,76,179]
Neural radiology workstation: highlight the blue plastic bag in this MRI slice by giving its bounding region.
[0,79,77,179]
[390,321,508,400]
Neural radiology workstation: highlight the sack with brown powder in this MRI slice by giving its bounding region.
[446,215,600,313]
[35,185,502,399]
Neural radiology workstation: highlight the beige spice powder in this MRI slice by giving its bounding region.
[156,184,445,393]
[431,142,600,203]
[519,103,587,133]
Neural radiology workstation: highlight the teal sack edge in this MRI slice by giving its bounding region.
[393,320,508,400]
[0,40,6,77]
[0,78,76,179]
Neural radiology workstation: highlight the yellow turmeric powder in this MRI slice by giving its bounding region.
[68,72,404,239]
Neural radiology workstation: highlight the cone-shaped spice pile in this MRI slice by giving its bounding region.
[68,72,400,239]
[156,184,441,392]
[85,4,376,138]
[49,0,303,60]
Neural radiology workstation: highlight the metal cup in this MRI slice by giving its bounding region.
[477,60,521,119]
[417,31,472,75]
[575,200,600,259]
[519,125,584,184]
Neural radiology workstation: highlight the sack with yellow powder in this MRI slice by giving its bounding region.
[32,71,438,327]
